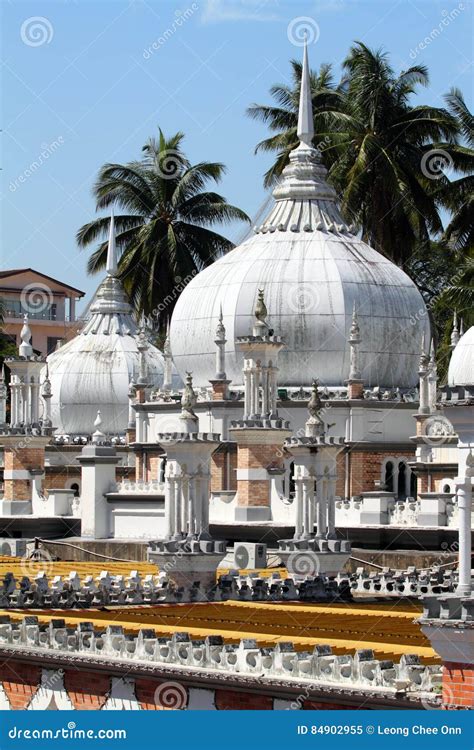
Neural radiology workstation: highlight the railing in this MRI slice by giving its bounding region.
[115,480,165,494]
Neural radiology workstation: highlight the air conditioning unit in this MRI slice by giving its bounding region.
[233,543,267,570]
[0,539,28,557]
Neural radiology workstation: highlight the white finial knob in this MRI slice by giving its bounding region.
[92,410,105,444]
[19,314,34,358]
[297,34,314,147]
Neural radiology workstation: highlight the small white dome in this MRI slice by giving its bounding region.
[448,325,474,387]
[47,216,165,435]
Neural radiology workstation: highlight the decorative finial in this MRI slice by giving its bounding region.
[19,314,33,358]
[451,311,459,350]
[460,317,465,336]
[180,372,199,433]
[164,320,172,357]
[41,364,51,397]
[297,33,314,148]
[305,379,325,438]
[92,409,105,444]
[419,332,430,371]
[466,450,474,478]
[349,302,360,341]
[254,289,268,323]
[215,304,226,341]
[106,207,117,277]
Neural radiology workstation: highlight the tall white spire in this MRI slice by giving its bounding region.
[297,35,314,147]
[106,208,117,277]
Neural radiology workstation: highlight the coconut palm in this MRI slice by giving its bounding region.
[438,88,474,253]
[248,42,461,265]
[77,130,249,328]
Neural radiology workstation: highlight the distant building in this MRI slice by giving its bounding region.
[0,269,84,356]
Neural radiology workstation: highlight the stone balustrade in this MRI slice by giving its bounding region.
[116,480,165,494]
[0,564,458,609]
[335,495,463,529]
[0,614,442,699]
[342,566,458,598]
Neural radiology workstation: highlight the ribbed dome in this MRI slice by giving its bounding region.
[448,325,474,387]
[170,43,429,391]
[46,216,165,435]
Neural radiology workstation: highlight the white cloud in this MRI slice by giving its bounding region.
[201,0,281,24]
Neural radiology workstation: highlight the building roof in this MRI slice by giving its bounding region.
[0,269,85,297]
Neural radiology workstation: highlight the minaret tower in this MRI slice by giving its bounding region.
[346,303,364,399]
[229,290,291,522]
[209,306,231,400]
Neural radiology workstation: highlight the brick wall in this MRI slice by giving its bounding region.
[349,449,415,497]
[0,663,41,710]
[443,662,474,709]
[211,451,226,492]
[3,446,46,501]
[64,670,110,710]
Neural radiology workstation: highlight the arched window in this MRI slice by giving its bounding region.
[398,461,406,499]
[70,483,80,497]
[159,457,167,484]
[385,461,394,493]
[288,462,296,497]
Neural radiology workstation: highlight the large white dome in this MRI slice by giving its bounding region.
[47,217,165,435]
[448,325,474,387]
[170,147,429,390]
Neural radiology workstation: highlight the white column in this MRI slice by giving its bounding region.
[165,471,175,539]
[327,476,337,538]
[261,367,269,416]
[294,472,303,540]
[174,474,183,538]
[201,471,210,536]
[243,367,251,419]
[254,364,262,417]
[249,369,256,417]
[456,477,472,596]
[302,478,311,538]
[316,477,327,538]
[194,472,202,536]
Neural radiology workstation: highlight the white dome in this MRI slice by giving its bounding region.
[170,145,429,390]
[448,325,474,387]
[47,223,165,435]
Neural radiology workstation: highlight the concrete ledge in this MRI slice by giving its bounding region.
[234,507,271,522]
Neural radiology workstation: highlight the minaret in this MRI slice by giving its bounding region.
[305,381,325,438]
[229,289,291,522]
[162,322,173,392]
[418,333,431,416]
[209,306,231,400]
[428,338,438,412]
[347,303,364,399]
[451,311,460,350]
[41,364,53,432]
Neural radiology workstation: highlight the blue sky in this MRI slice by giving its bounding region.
[2,0,473,310]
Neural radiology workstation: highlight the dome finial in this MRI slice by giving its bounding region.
[106,207,117,277]
[297,33,314,148]
[19,314,33,359]
[451,311,460,350]
[92,409,105,444]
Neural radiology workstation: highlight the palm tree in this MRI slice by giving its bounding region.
[77,130,249,328]
[248,42,461,264]
[439,88,474,253]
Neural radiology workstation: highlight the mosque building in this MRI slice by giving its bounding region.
[0,42,472,712]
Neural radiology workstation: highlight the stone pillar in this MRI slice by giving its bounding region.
[1,436,50,504]
[230,426,291,522]
[78,443,120,539]
[0,367,7,426]
[456,473,472,596]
